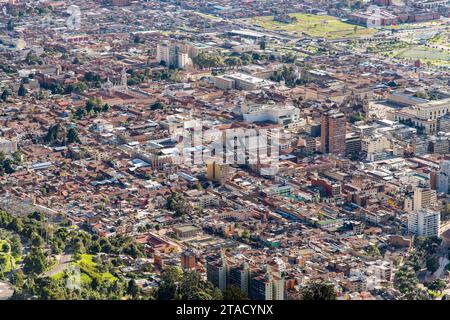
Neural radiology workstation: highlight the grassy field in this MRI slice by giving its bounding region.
[394,46,450,61]
[0,240,16,273]
[241,13,375,39]
[74,254,117,285]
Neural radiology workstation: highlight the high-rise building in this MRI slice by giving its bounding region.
[249,270,284,300]
[321,110,346,155]
[206,162,230,185]
[437,160,450,194]
[408,209,440,238]
[413,187,437,211]
[181,249,196,270]
[156,42,191,69]
[229,263,251,296]
[438,113,450,133]
[206,254,229,291]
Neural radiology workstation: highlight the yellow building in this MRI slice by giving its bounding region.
[206,162,230,185]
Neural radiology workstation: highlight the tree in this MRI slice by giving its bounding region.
[259,40,267,50]
[192,52,224,69]
[10,270,25,288]
[150,100,165,110]
[157,266,183,300]
[23,247,47,275]
[224,57,241,69]
[1,242,10,253]
[18,83,27,97]
[300,281,336,300]
[223,285,248,300]
[1,88,11,101]
[7,19,14,31]
[67,127,80,144]
[133,35,141,44]
[127,279,140,298]
[425,279,446,292]
[426,256,439,273]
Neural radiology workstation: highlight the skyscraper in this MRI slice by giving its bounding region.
[438,160,450,194]
[408,209,441,238]
[321,110,347,155]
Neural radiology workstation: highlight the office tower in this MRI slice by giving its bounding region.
[156,42,190,69]
[438,113,450,133]
[206,162,230,185]
[321,110,346,155]
[413,187,437,210]
[206,254,229,291]
[250,270,284,300]
[437,160,450,194]
[408,209,440,238]
[229,263,251,296]
[181,249,196,270]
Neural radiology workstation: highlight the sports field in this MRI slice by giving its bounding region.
[241,13,375,39]
[394,46,450,61]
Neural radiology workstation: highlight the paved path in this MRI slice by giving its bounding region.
[42,253,72,277]
[0,281,14,300]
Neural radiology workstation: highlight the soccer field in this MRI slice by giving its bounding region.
[241,13,375,39]
[395,46,450,61]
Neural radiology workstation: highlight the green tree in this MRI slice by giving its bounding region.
[18,83,27,97]
[67,127,80,144]
[300,281,336,300]
[223,284,248,300]
[127,279,140,298]
[23,247,47,275]
[7,19,14,31]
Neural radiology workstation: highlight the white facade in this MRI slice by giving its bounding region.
[0,138,17,155]
[408,209,440,238]
[437,160,450,194]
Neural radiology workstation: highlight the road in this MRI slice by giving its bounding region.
[42,253,72,277]
[0,281,14,300]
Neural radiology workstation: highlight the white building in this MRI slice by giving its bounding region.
[437,160,450,194]
[408,209,440,238]
[0,138,17,155]
[241,102,302,128]
[214,73,275,91]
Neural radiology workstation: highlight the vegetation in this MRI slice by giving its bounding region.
[300,280,337,300]
[243,13,375,39]
[192,52,224,69]
[156,266,222,300]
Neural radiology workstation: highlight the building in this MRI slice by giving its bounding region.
[206,162,230,185]
[213,73,275,91]
[229,263,251,296]
[321,111,346,155]
[250,271,284,300]
[241,102,301,128]
[156,42,191,69]
[206,255,229,291]
[437,160,450,194]
[430,136,449,154]
[408,209,441,238]
[362,134,392,161]
[173,225,200,239]
[345,133,362,157]
[438,113,450,133]
[0,138,17,155]
[181,249,196,270]
[413,187,437,211]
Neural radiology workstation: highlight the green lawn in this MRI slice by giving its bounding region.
[74,254,117,284]
[394,46,450,61]
[0,240,16,273]
[241,13,375,39]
